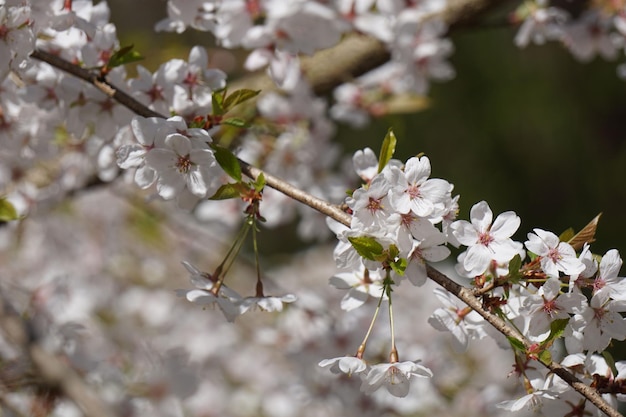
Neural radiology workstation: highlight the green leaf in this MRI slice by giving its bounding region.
[254,172,265,192]
[507,254,523,283]
[107,45,143,69]
[547,318,569,341]
[602,350,619,378]
[538,349,552,366]
[223,89,261,113]
[390,258,407,276]
[221,117,249,128]
[540,318,569,350]
[348,236,384,261]
[507,336,526,353]
[558,227,575,243]
[0,198,19,221]
[212,90,225,116]
[212,145,242,181]
[209,184,242,200]
[508,254,522,274]
[377,128,397,174]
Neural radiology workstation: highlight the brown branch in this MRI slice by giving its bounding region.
[233,0,506,96]
[30,49,162,119]
[424,266,622,417]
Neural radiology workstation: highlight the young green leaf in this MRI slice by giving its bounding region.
[507,336,526,353]
[390,258,407,276]
[377,128,397,173]
[212,145,242,182]
[602,350,619,379]
[212,90,225,116]
[348,236,384,261]
[558,227,575,243]
[538,349,552,366]
[209,184,243,200]
[507,254,523,283]
[107,45,143,69]
[0,198,19,221]
[223,89,261,113]
[254,172,265,192]
[221,117,249,128]
[540,318,569,350]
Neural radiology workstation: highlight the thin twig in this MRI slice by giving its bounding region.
[31,49,162,119]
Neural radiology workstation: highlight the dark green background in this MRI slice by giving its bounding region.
[109,1,626,256]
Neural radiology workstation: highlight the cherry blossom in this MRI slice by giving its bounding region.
[403,223,450,286]
[177,261,242,322]
[568,290,626,353]
[238,293,297,314]
[520,277,585,338]
[450,201,522,277]
[592,249,626,300]
[329,265,386,311]
[386,155,453,219]
[428,288,486,352]
[524,228,585,278]
[0,3,35,81]
[347,173,397,232]
[360,360,433,398]
[319,356,367,377]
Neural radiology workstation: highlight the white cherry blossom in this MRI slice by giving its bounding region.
[593,249,626,300]
[428,288,486,352]
[330,265,385,311]
[360,360,433,398]
[319,356,367,377]
[450,201,522,277]
[386,155,452,218]
[238,293,297,314]
[176,261,243,322]
[145,132,223,205]
[525,228,585,278]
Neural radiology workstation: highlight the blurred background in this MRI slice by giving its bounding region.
[108,0,626,259]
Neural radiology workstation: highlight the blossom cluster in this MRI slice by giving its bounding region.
[1,0,348,242]
[319,146,626,414]
[116,115,225,209]
[176,261,297,322]
[0,193,532,417]
[0,0,232,217]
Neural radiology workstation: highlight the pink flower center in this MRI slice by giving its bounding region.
[176,154,192,173]
[594,277,606,293]
[547,247,562,263]
[367,197,383,214]
[400,213,415,228]
[478,232,494,247]
[542,298,558,316]
[147,84,165,102]
[407,184,421,200]
[593,307,606,322]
